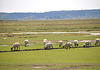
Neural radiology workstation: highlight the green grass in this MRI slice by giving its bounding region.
[0,47,100,70]
[0,33,100,45]
[0,19,100,33]
[0,19,100,70]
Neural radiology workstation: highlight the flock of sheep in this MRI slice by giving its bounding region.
[11,38,100,51]
[43,38,100,49]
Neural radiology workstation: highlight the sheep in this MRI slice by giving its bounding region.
[24,40,29,47]
[11,43,20,51]
[83,41,91,47]
[63,42,74,49]
[58,40,63,47]
[43,39,47,45]
[73,40,78,47]
[94,38,100,46]
[44,41,53,49]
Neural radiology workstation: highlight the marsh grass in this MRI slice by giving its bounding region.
[0,19,100,70]
[0,19,100,33]
[0,47,100,70]
[0,33,100,45]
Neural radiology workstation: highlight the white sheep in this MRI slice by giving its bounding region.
[44,41,53,49]
[83,41,91,47]
[58,40,63,47]
[43,39,47,45]
[24,40,29,47]
[11,43,20,51]
[63,42,74,49]
[74,40,78,47]
[94,38,100,46]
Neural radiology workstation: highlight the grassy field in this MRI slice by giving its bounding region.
[0,33,100,45]
[0,19,100,70]
[0,19,100,33]
[0,47,100,70]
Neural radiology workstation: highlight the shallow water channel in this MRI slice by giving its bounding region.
[0,31,100,35]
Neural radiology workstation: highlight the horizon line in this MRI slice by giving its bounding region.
[0,9,100,13]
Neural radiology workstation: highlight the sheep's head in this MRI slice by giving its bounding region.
[59,45,61,47]
[63,46,65,48]
[11,48,13,51]
[83,45,85,47]
[77,44,79,46]
[94,43,96,45]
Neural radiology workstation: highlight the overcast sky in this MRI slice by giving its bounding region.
[0,0,100,13]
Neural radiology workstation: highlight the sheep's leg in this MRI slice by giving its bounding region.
[45,46,47,49]
[51,45,53,49]
[75,44,76,47]
[64,46,66,49]
[95,43,96,46]
[24,43,26,47]
[44,47,47,49]
[97,43,99,46]
[87,45,89,47]
[18,46,20,50]
[88,44,89,47]
[48,46,50,49]
[96,43,97,46]
[66,46,68,49]
[17,47,18,50]
[46,46,49,49]
[14,47,16,50]
[98,42,100,46]
[90,43,91,47]
[97,43,98,46]
[69,46,70,49]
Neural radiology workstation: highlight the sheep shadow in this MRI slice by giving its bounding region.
[0,46,96,53]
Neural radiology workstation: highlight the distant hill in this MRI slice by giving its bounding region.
[0,9,100,20]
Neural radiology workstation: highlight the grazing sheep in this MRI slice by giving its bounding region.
[43,39,47,45]
[44,41,53,49]
[74,40,78,47]
[24,40,29,47]
[83,41,91,47]
[11,43,20,51]
[63,42,74,49]
[58,40,63,47]
[94,38,100,46]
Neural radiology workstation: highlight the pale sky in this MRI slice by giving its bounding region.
[0,0,100,13]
